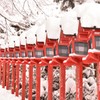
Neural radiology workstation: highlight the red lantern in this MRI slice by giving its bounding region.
[83,28,100,100]
[0,48,6,88]
[63,19,91,100]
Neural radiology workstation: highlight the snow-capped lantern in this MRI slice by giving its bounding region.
[47,29,75,100]
[20,45,26,58]
[5,43,9,58]
[34,42,44,58]
[82,28,100,64]
[0,39,5,57]
[14,45,20,58]
[63,19,92,100]
[34,44,44,58]
[26,35,36,58]
[33,24,46,58]
[44,17,61,57]
[26,44,34,58]
[14,36,20,58]
[44,35,57,57]
[8,36,15,57]
[25,25,37,58]
[82,28,100,100]
[69,19,90,56]
[57,28,75,57]
[0,47,5,57]
[20,33,27,58]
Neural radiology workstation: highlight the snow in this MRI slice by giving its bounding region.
[66,78,76,94]
[40,78,48,97]
[8,36,15,48]
[20,25,38,45]
[82,55,88,60]
[25,26,37,44]
[61,10,79,35]
[69,53,84,57]
[0,0,100,100]
[46,16,61,39]
[36,23,46,43]
[14,36,20,47]
[20,33,26,45]
[42,3,61,17]
[0,86,21,100]
[74,1,100,28]
[88,49,100,53]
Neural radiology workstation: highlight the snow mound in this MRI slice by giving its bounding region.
[0,86,21,100]
[46,17,61,39]
[8,36,16,48]
[14,36,20,47]
[81,3,100,28]
[61,10,78,35]
[20,25,38,45]
[74,2,100,28]
[36,23,46,43]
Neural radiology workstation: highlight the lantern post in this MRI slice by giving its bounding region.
[63,19,91,100]
[1,48,6,88]
[0,48,5,85]
[83,28,100,100]
[5,46,10,90]
[20,43,27,100]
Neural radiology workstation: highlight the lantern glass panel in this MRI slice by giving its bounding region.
[2,54,4,57]
[22,52,25,58]
[95,36,100,50]
[10,53,14,57]
[46,48,55,57]
[28,51,33,57]
[15,52,19,58]
[58,45,68,57]
[35,50,43,58]
[6,53,9,58]
[75,42,88,55]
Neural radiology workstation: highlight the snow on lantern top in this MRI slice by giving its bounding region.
[20,33,26,45]
[46,17,61,39]
[74,1,100,28]
[81,3,100,28]
[36,23,46,43]
[14,36,20,47]
[0,39,5,49]
[8,36,15,48]
[20,25,38,45]
[26,25,37,44]
[61,10,78,35]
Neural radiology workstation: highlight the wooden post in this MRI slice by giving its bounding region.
[6,60,10,90]
[2,60,6,88]
[60,64,65,100]
[97,62,100,100]
[11,63,15,94]
[28,63,33,100]
[36,64,40,100]
[76,63,83,100]
[22,61,26,100]
[48,64,53,100]
[16,61,20,96]
[0,61,2,84]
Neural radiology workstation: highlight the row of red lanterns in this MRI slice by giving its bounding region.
[0,20,100,100]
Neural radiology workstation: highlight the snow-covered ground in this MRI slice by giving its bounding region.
[0,86,21,100]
